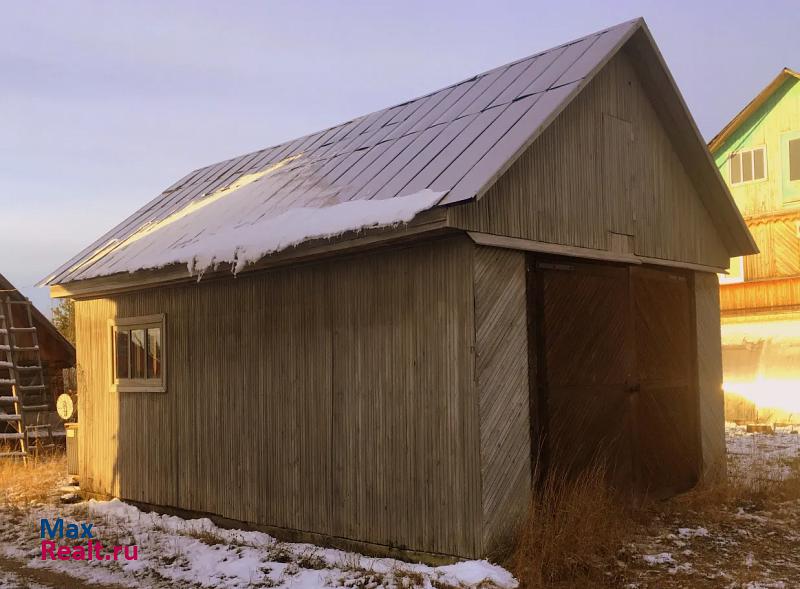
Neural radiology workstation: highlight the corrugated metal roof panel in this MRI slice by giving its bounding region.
[45,19,644,285]
[442,81,582,204]
[487,48,566,108]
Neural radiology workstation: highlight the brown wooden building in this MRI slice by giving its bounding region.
[0,272,75,405]
[44,19,756,560]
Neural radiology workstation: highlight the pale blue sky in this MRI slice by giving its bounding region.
[2,0,797,314]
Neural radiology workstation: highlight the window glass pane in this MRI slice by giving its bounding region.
[753,148,765,180]
[790,139,800,182]
[730,153,741,184]
[741,150,753,182]
[115,330,130,380]
[130,329,147,379]
[147,327,162,379]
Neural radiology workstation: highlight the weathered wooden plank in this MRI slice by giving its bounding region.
[75,236,482,558]
[473,246,531,555]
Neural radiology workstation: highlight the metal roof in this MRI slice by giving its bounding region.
[45,19,642,285]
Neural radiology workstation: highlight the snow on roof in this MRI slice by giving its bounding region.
[68,161,445,279]
[43,20,643,285]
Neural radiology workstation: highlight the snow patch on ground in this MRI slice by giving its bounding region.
[624,423,800,587]
[0,498,516,589]
[677,527,708,539]
[726,423,800,481]
[642,552,674,565]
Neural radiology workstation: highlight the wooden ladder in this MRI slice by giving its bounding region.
[0,304,27,460]
[3,297,54,456]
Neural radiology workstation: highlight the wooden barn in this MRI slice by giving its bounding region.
[0,272,76,406]
[44,18,756,560]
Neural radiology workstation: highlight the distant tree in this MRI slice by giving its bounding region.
[51,298,75,346]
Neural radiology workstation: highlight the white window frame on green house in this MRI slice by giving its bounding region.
[729,145,767,185]
[109,314,166,393]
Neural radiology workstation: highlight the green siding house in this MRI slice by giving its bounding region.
[709,68,800,422]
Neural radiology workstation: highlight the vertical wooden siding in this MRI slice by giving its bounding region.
[693,272,726,482]
[448,49,730,269]
[473,247,531,554]
[75,236,482,557]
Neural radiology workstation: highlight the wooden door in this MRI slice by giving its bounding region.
[630,266,698,494]
[532,259,699,495]
[533,259,635,487]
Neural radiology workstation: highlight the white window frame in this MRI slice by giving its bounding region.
[109,314,166,393]
[729,145,767,185]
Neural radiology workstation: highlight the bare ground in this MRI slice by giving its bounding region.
[1,427,799,588]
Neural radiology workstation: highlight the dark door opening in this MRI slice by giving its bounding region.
[529,256,699,495]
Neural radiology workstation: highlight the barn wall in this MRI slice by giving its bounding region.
[75,235,483,558]
[448,49,730,269]
[694,271,727,482]
[473,246,531,555]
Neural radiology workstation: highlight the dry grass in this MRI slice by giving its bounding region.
[664,452,800,521]
[509,431,800,588]
[0,452,67,506]
[508,463,641,589]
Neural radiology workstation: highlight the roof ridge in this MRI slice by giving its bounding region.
[44,18,650,286]
[184,18,645,177]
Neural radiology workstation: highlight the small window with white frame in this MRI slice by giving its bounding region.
[729,146,767,185]
[110,314,165,392]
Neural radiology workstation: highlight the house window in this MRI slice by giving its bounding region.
[781,132,800,204]
[110,314,165,392]
[730,146,766,185]
[789,138,800,182]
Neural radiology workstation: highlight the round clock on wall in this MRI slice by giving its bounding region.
[56,393,75,422]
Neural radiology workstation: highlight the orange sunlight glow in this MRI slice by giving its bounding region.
[723,378,800,417]
[722,317,800,422]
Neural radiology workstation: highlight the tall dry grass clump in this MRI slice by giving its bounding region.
[0,453,67,506]
[509,462,638,589]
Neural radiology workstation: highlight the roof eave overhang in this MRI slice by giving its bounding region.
[49,210,453,299]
